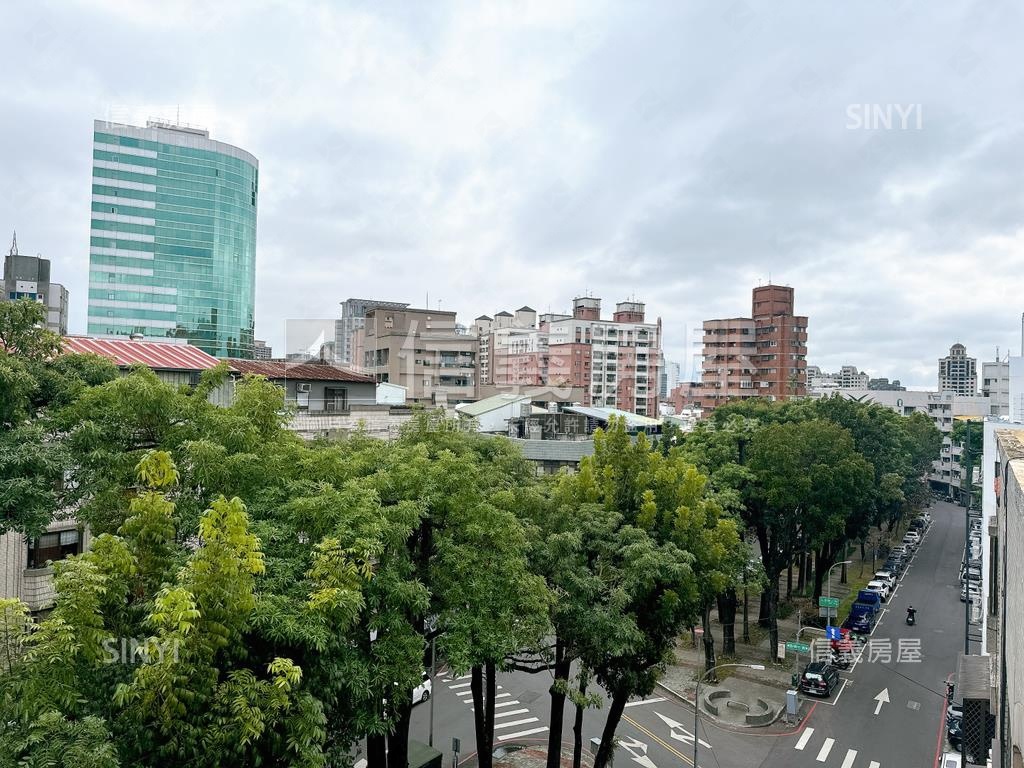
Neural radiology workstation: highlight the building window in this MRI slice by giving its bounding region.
[28,529,81,568]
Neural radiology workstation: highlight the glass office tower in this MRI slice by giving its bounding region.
[87,119,258,358]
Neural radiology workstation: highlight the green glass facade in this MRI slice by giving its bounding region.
[87,120,258,358]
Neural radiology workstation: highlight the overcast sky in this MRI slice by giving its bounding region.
[2,0,1022,387]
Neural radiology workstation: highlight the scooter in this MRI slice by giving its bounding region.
[906,610,916,626]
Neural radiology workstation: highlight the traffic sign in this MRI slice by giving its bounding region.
[819,596,840,608]
[818,607,838,618]
[826,626,842,640]
[785,641,810,653]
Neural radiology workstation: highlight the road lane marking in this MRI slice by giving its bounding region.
[497,727,548,741]
[493,709,530,719]
[495,692,511,699]
[840,749,857,768]
[795,728,814,750]
[494,700,521,708]
[623,714,694,766]
[449,682,471,690]
[816,738,835,762]
[869,763,879,768]
[494,717,539,730]
[625,697,666,707]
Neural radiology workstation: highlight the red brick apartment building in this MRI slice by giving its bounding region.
[690,284,808,413]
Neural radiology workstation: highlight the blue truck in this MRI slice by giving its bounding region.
[842,590,882,635]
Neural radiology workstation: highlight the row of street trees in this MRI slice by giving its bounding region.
[0,299,941,767]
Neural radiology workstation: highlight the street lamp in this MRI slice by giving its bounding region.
[826,560,852,629]
[694,663,765,768]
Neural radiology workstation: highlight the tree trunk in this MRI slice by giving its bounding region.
[572,674,588,768]
[840,559,848,585]
[546,640,571,768]
[701,603,716,676]
[758,587,771,627]
[786,562,793,599]
[593,689,628,768]
[796,551,806,593]
[767,579,782,663]
[717,589,737,656]
[471,664,494,768]
[367,734,387,768]
[387,700,412,768]
[813,546,831,603]
[742,585,750,644]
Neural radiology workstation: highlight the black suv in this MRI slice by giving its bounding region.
[799,662,840,697]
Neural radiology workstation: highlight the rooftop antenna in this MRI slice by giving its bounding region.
[8,230,17,256]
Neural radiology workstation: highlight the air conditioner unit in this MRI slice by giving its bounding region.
[297,382,311,393]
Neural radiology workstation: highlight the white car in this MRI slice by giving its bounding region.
[413,671,432,704]
[904,530,921,545]
[866,580,891,602]
[874,570,896,590]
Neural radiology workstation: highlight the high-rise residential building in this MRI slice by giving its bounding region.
[470,298,661,415]
[87,120,258,358]
[2,233,69,334]
[473,307,544,387]
[360,306,477,405]
[546,297,662,416]
[694,284,808,412]
[335,298,410,365]
[938,343,977,395]
[982,358,1010,417]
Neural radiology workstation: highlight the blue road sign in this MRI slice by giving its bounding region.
[826,626,842,640]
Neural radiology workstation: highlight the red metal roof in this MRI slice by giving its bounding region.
[225,359,374,383]
[62,336,223,371]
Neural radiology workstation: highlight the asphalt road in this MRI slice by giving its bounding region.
[757,499,969,768]
[392,499,970,768]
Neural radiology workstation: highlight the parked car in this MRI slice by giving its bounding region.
[884,557,905,576]
[960,584,981,603]
[413,672,432,703]
[866,580,891,602]
[918,512,932,525]
[910,519,927,532]
[891,545,910,557]
[845,602,878,635]
[874,570,897,590]
[799,662,840,697]
[903,532,921,547]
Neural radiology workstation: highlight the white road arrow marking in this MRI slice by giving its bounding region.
[873,688,890,715]
[653,711,712,749]
[618,736,659,768]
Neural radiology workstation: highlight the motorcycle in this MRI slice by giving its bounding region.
[906,610,916,626]
[829,650,852,670]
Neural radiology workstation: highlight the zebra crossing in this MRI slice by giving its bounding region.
[443,674,549,742]
[794,728,881,768]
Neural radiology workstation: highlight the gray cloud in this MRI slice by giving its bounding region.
[1,0,1022,388]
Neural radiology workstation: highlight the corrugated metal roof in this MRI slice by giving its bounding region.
[565,405,662,429]
[62,336,222,371]
[226,359,374,383]
[455,393,529,417]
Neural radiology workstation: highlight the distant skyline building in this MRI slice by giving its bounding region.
[806,364,869,395]
[868,377,905,391]
[658,354,680,399]
[87,119,259,358]
[938,343,977,395]
[335,298,410,365]
[2,233,68,334]
[253,339,273,360]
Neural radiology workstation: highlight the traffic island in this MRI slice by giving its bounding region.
[699,688,781,727]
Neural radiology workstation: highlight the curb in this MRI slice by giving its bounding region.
[654,680,791,733]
